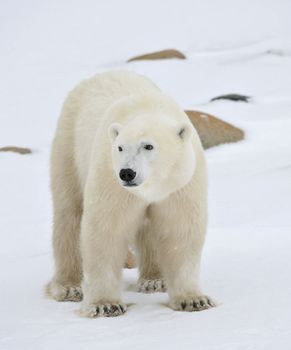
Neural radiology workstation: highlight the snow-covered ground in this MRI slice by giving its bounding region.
[1,1,291,349]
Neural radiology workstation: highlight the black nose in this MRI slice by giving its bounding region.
[119,168,136,182]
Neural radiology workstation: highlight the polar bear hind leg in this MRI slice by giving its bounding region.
[45,125,83,302]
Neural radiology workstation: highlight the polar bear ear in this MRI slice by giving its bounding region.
[177,123,192,141]
[108,123,122,142]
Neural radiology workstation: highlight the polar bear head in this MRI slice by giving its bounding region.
[108,114,196,203]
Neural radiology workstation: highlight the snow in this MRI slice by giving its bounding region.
[1,0,291,349]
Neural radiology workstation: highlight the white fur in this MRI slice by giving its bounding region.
[46,70,215,317]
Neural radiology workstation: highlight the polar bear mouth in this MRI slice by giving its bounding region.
[123,182,138,187]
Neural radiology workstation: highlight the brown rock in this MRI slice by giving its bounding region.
[0,146,32,154]
[185,110,244,149]
[127,49,186,62]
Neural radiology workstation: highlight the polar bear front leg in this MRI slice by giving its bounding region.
[160,235,215,311]
[79,212,127,317]
[151,199,216,312]
[79,187,145,318]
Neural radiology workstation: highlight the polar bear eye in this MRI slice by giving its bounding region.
[144,144,154,151]
[118,146,123,152]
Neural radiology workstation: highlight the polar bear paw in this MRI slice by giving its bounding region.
[45,281,83,302]
[137,279,167,293]
[79,303,127,318]
[170,295,216,312]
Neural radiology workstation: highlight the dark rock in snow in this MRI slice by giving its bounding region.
[210,94,251,103]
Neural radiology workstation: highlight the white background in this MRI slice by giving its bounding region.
[0,1,291,349]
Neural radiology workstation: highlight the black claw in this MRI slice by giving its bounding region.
[95,306,100,314]
[200,300,205,307]
[116,305,122,314]
[181,301,186,310]
[120,305,125,313]
[103,306,109,313]
[111,305,118,313]
[64,288,70,300]
[193,302,199,309]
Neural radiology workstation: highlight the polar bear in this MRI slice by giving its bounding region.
[46,71,215,317]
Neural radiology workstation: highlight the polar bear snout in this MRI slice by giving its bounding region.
[119,168,137,186]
